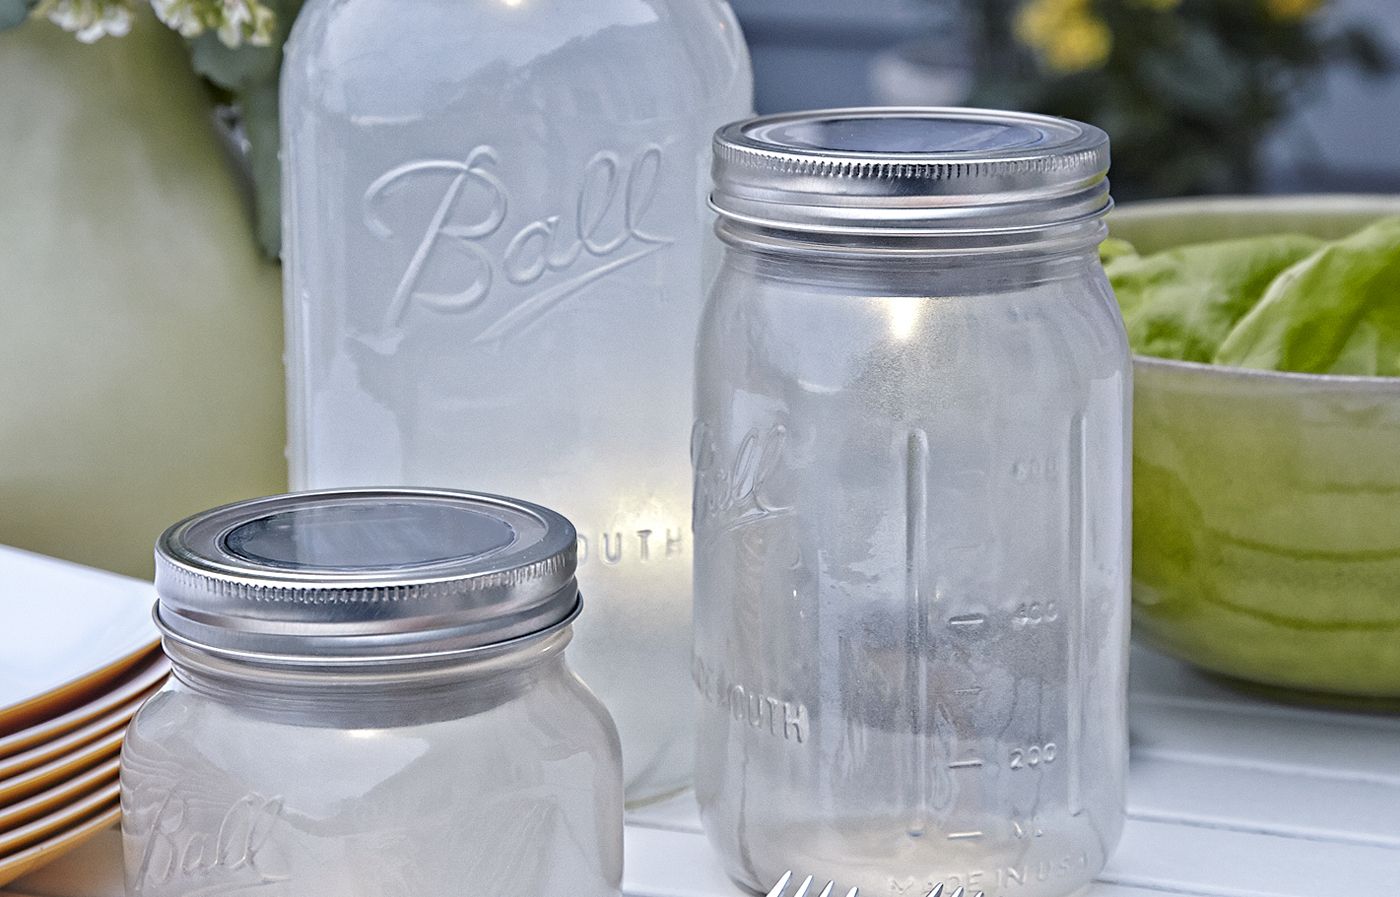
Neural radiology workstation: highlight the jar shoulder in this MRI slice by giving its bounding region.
[700,255,1130,389]
[122,670,620,788]
[554,659,624,758]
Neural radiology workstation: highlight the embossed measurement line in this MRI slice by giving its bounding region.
[1068,411,1087,818]
[905,428,932,832]
[946,831,985,841]
[948,614,986,629]
[951,687,982,697]
[948,759,984,769]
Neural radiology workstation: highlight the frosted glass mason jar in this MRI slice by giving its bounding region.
[693,109,1131,897]
[280,0,753,805]
[121,490,622,897]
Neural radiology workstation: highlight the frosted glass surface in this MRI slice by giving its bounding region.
[693,246,1132,897]
[281,0,754,803]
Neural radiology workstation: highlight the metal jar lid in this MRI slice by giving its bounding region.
[711,107,1111,236]
[154,489,580,667]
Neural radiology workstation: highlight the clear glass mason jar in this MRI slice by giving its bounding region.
[280,0,753,806]
[121,490,622,897]
[692,109,1131,897]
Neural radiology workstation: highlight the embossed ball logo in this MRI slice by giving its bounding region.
[363,145,673,342]
[690,421,792,540]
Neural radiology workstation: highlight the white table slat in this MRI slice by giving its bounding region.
[625,825,739,897]
[1132,704,1400,785]
[1128,753,1400,847]
[1103,816,1400,895]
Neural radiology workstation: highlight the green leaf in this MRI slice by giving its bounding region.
[237,79,282,258]
[1105,233,1324,363]
[183,0,300,257]
[1215,216,1400,377]
[1099,237,1137,266]
[186,30,281,89]
[0,0,39,30]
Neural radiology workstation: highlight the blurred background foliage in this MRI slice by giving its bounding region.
[967,0,1393,198]
[2,0,1396,255]
[177,0,302,257]
[0,0,298,256]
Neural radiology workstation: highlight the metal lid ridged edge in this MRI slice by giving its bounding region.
[712,141,1108,184]
[155,546,576,607]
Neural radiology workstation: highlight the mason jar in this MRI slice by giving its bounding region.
[693,108,1131,897]
[121,489,622,897]
[281,0,753,806]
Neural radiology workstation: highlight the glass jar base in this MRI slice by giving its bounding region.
[719,814,1106,897]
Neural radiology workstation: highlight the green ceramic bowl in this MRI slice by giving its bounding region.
[1110,196,1400,706]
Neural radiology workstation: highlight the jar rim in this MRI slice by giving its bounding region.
[711,107,1111,237]
[154,488,580,665]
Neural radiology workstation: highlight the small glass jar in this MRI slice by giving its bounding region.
[693,109,1131,897]
[121,489,622,897]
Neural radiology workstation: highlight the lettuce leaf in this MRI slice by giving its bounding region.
[1214,216,1400,377]
[1104,233,1324,364]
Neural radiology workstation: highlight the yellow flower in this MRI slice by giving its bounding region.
[1266,0,1324,20]
[1015,0,1114,74]
[1015,0,1085,45]
[1049,15,1114,71]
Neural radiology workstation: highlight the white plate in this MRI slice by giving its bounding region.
[0,729,123,806]
[0,548,157,729]
[0,655,169,760]
[0,687,149,781]
[0,757,118,831]
[0,783,118,855]
[0,803,119,888]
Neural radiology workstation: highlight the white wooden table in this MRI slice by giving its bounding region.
[8,647,1399,897]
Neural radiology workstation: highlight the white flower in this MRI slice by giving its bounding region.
[44,0,135,42]
[149,0,203,36]
[150,0,275,47]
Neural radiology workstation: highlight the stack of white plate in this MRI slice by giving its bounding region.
[0,547,163,887]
